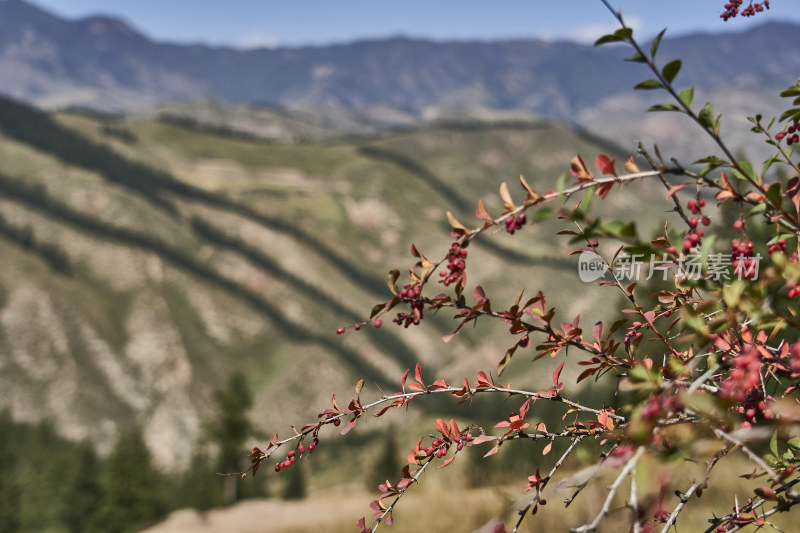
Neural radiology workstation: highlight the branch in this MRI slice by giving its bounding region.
[571,446,646,532]
[511,436,585,533]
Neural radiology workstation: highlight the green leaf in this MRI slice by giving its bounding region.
[737,160,755,181]
[767,233,795,245]
[770,431,779,458]
[594,28,632,46]
[634,79,664,90]
[779,108,800,123]
[748,202,767,215]
[698,102,716,131]
[766,182,783,208]
[555,172,568,197]
[594,34,622,46]
[531,206,555,223]
[651,28,667,57]
[625,51,647,63]
[601,220,637,239]
[661,60,681,83]
[678,87,694,108]
[647,103,680,112]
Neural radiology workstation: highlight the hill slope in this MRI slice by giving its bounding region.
[0,97,672,468]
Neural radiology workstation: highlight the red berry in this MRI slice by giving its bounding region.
[333,418,341,427]
[298,444,306,454]
[374,319,382,328]
[667,245,677,255]
[689,217,699,227]
[275,464,281,472]
[697,198,706,207]
[309,442,316,452]
[701,216,710,226]
[336,327,345,335]
[287,450,295,457]
[733,219,744,230]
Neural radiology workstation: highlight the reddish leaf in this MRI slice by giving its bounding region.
[472,285,487,302]
[407,382,425,392]
[331,395,340,411]
[471,435,495,445]
[553,361,565,387]
[542,442,552,455]
[356,517,368,533]
[370,499,385,511]
[519,399,531,420]
[401,368,410,391]
[431,378,448,389]
[595,153,617,176]
[596,181,613,199]
[754,487,779,501]
[435,418,449,437]
[384,513,394,526]
[439,455,457,469]
[414,363,424,385]
[484,444,500,458]
[341,418,357,435]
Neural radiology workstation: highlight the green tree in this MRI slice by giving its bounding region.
[206,371,265,503]
[94,428,167,533]
[60,439,103,533]
[0,411,20,532]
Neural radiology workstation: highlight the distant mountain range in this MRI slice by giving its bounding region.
[1,0,798,122]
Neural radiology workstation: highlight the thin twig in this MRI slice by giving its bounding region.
[571,446,646,532]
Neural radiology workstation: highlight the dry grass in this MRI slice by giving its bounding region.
[145,451,798,533]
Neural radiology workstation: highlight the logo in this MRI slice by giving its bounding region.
[578,251,608,282]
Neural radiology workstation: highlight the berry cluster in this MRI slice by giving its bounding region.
[274,440,317,473]
[680,198,709,252]
[393,283,424,327]
[504,213,526,234]
[419,434,470,459]
[720,0,769,21]
[623,321,644,347]
[775,123,800,146]
[731,238,758,279]
[788,285,800,299]
[768,238,787,255]
[439,242,467,287]
[731,390,773,429]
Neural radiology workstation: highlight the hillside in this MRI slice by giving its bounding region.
[0,96,673,469]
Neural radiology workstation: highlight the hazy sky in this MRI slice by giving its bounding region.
[28,0,797,49]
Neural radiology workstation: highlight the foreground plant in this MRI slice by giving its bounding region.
[242,3,800,532]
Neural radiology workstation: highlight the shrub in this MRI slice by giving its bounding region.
[242,2,800,531]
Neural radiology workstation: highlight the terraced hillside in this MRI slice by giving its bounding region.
[0,96,669,469]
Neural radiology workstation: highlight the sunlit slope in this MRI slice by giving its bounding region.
[0,98,667,469]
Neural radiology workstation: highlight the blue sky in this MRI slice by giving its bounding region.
[28,0,798,48]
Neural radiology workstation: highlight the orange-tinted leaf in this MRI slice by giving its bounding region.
[471,435,495,445]
[666,183,691,198]
[447,211,472,235]
[542,442,552,455]
[500,182,515,210]
[476,198,493,221]
[401,368,410,390]
[407,382,425,392]
[355,379,365,397]
[484,444,500,458]
[414,362,424,385]
[624,157,641,173]
[570,154,594,181]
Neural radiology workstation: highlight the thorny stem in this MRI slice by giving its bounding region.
[712,428,781,485]
[571,446,646,532]
[659,446,729,533]
[599,0,799,232]
[630,468,641,533]
[371,460,431,532]
[511,436,585,533]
